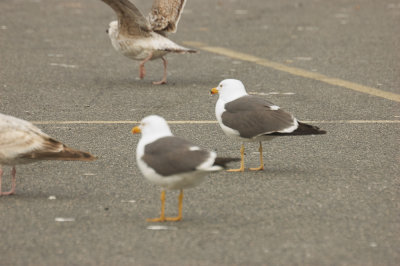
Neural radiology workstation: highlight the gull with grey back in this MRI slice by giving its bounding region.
[132,115,238,222]
[211,79,326,172]
[0,113,97,196]
[100,0,196,85]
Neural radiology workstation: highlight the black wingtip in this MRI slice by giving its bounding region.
[214,157,241,168]
[269,122,327,136]
[293,122,327,135]
[162,48,197,54]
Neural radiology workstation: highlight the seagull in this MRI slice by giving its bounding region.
[211,79,327,172]
[0,113,97,196]
[101,0,196,85]
[132,115,238,222]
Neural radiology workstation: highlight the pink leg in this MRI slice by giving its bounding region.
[139,52,153,80]
[152,57,167,85]
[0,168,2,195]
[0,166,16,196]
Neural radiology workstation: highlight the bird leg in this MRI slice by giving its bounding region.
[0,166,16,196]
[152,56,167,85]
[147,189,166,222]
[249,142,264,171]
[10,167,16,194]
[139,52,153,80]
[0,168,3,196]
[165,189,183,222]
[227,144,245,172]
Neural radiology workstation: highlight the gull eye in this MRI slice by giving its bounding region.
[219,84,222,87]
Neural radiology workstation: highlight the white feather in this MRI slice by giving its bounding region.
[0,113,50,166]
[107,21,192,61]
[278,117,299,133]
[215,99,241,139]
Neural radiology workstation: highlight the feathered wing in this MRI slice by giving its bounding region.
[222,97,327,138]
[19,137,97,162]
[213,157,241,168]
[0,113,96,164]
[270,122,327,136]
[142,136,210,176]
[101,0,151,36]
[148,0,187,34]
[152,36,196,53]
[0,128,43,163]
[222,96,299,138]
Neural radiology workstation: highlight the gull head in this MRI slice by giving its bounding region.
[211,79,248,102]
[107,21,119,38]
[132,115,173,139]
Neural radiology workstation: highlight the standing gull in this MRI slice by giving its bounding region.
[211,79,327,172]
[132,115,238,222]
[101,0,196,85]
[0,113,97,196]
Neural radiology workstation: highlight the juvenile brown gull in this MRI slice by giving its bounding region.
[0,113,97,196]
[101,0,196,85]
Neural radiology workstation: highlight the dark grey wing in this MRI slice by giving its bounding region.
[142,136,211,176]
[147,0,186,33]
[222,96,298,138]
[270,121,327,136]
[101,0,151,36]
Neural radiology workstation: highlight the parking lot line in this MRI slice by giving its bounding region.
[31,120,400,125]
[183,41,400,103]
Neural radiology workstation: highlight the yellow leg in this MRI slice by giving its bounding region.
[227,144,245,172]
[147,190,166,222]
[165,189,183,222]
[249,142,264,171]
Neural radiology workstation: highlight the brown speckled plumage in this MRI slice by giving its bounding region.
[0,113,96,196]
[148,0,187,34]
[100,0,195,84]
[101,0,151,37]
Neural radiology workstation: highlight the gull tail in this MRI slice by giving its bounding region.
[21,138,97,162]
[156,34,197,54]
[290,122,327,135]
[30,146,98,161]
[163,47,197,54]
[213,157,241,168]
[270,122,326,136]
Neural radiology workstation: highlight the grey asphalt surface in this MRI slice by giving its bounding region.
[0,0,399,265]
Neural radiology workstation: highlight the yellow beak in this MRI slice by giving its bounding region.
[210,87,219,94]
[131,126,141,134]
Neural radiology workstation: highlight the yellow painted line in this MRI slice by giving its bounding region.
[31,120,400,125]
[184,41,400,103]
[32,121,140,125]
[31,120,217,125]
[304,120,400,124]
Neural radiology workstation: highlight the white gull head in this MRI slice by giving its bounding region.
[215,79,248,102]
[138,115,173,143]
[213,79,249,139]
[107,20,119,39]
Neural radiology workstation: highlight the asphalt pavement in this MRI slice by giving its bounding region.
[0,0,399,265]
